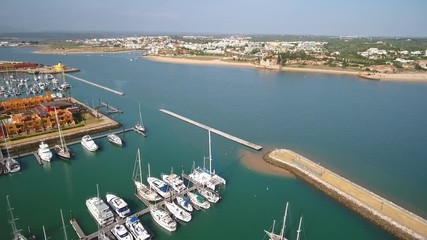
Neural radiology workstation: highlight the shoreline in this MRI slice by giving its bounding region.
[144,55,427,83]
[265,149,427,240]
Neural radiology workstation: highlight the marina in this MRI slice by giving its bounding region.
[69,172,219,239]
[159,109,262,151]
[1,46,425,240]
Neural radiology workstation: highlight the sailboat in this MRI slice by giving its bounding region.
[134,103,146,136]
[264,202,304,240]
[133,149,161,202]
[1,126,20,174]
[188,130,226,190]
[53,107,72,160]
[6,195,27,240]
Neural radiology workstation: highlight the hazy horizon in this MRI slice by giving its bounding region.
[1,0,427,38]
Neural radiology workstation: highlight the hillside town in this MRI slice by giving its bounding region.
[2,35,427,73]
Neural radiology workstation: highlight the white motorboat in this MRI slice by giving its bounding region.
[106,193,131,218]
[81,135,98,152]
[111,224,133,240]
[187,192,210,210]
[164,201,192,222]
[176,196,193,212]
[53,108,72,160]
[197,187,220,203]
[135,103,146,136]
[147,177,171,198]
[86,197,114,226]
[5,157,20,173]
[37,141,53,162]
[188,130,226,190]
[125,217,151,240]
[133,149,162,202]
[107,133,123,147]
[149,206,176,232]
[161,173,186,193]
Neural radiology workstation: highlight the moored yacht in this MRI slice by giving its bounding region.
[135,103,146,136]
[86,197,114,226]
[37,141,53,162]
[133,149,162,202]
[164,201,192,222]
[187,192,210,210]
[54,107,72,160]
[188,130,226,190]
[125,217,151,240]
[176,196,193,212]
[5,157,20,174]
[149,205,176,232]
[107,133,123,147]
[81,135,98,152]
[197,187,220,203]
[147,177,171,198]
[111,224,133,240]
[106,193,131,218]
[161,173,186,193]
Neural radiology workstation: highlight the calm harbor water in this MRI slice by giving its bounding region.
[1,47,427,239]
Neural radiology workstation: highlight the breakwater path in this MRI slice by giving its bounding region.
[266,149,427,240]
[160,109,262,151]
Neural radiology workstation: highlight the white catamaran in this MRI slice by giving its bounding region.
[188,130,226,190]
[133,149,161,202]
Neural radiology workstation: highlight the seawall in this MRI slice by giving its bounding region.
[264,149,427,240]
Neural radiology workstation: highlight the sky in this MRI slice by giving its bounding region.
[1,0,427,37]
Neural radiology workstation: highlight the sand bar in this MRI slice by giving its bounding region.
[266,149,427,240]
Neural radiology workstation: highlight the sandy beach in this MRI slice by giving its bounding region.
[145,55,427,83]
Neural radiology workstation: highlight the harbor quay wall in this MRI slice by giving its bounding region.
[264,149,427,240]
[3,121,121,153]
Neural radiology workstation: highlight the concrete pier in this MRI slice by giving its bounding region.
[160,109,262,151]
[265,149,427,240]
[65,74,124,96]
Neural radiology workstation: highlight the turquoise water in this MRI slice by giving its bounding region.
[1,47,427,239]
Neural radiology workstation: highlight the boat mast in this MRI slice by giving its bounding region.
[138,102,144,128]
[272,219,276,235]
[208,130,212,175]
[296,215,303,240]
[60,209,68,240]
[148,163,151,178]
[138,149,143,183]
[1,125,11,158]
[6,195,20,237]
[42,225,48,240]
[279,202,289,239]
[54,107,65,149]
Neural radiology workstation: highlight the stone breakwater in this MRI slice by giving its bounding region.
[264,149,427,240]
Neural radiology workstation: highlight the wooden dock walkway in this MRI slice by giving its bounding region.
[65,74,125,96]
[159,109,262,151]
[267,149,427,240]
